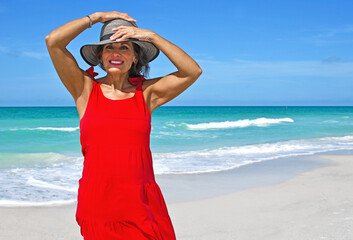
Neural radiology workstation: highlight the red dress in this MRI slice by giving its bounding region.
[76,74,176,240]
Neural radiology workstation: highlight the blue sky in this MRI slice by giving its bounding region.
[0,0,352,106]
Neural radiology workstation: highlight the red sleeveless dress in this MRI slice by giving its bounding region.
[76,74,176,240]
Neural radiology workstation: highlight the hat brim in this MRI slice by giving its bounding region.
[80,38,160,66]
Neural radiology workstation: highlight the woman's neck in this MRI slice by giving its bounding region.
[102,72,132,90]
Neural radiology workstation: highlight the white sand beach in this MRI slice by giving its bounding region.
[170,154,353,240]
[0,154,352,240]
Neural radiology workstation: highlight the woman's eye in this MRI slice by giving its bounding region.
[120,46,128,50]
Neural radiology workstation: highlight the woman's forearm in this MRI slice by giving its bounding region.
[149,33,202,77]
[46,13,101,48]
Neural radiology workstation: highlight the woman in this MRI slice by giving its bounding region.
[45,11,202,239]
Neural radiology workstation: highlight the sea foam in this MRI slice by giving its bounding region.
[153,135,353,174]
[9,127,79,132]
[26,177,77,192]
[0,199,76,207]
[184,117,294,130]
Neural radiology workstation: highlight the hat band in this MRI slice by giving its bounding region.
[100,33,140,42]
[100,33,114,41]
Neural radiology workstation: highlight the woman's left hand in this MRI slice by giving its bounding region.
[110,26,156,42]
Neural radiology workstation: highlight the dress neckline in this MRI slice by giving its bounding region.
[98,82,137,102]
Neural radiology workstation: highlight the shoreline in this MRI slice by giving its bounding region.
[0,153,352,239]
[157,152,330,203]
[3,149,350,207]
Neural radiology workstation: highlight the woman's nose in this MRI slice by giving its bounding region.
[111,51,121,56]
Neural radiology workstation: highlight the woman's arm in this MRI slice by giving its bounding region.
[110,27,202,112]
[148,34,203,108]
[45,11,136,100]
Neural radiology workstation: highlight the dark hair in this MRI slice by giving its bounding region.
[96,43,150,78]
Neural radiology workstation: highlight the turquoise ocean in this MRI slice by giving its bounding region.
[0,106,353,206]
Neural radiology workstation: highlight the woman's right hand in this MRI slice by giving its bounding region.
[95,11,137,23]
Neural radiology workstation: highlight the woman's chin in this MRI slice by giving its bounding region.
[107,67,126,74]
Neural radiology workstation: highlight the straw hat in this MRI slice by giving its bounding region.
[80,19,160,66]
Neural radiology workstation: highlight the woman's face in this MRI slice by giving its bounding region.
[101,42,137,74]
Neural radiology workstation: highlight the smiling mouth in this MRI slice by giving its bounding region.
[109,60,124,66]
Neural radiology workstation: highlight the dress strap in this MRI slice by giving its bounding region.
[85,66,98,78]
[131,76,150,118]
[129,76,146,90]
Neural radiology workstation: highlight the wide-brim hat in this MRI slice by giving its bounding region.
[80,19,160,66]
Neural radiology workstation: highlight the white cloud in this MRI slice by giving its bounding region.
[0,46,49,60]
[322,56,343,63]
[196,58,353,81]
[303,25,353,46]
[22,51,49,59]
[314,25,353,39]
